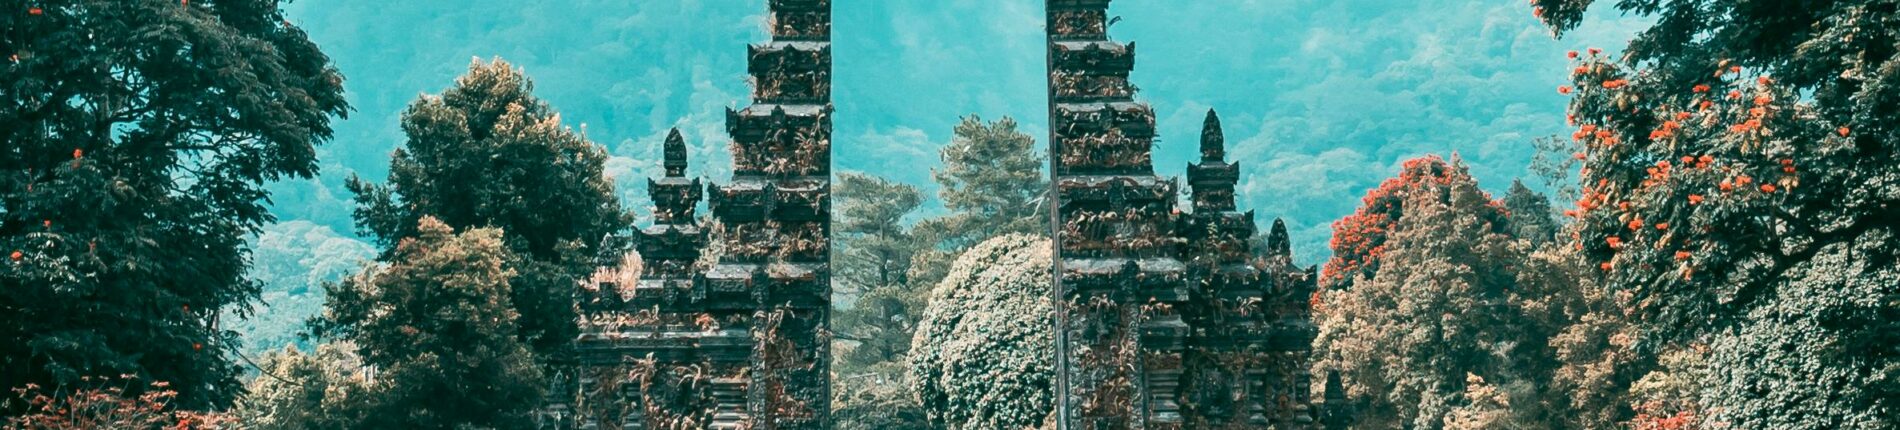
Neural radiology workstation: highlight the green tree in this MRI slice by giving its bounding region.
[1,0,348,408]
[233,342,376,430]
[1537,1,1899,427]
[907,234,1054,430]
[1501,180,1560,246]
[1315,156,1561,429]
[831,173,930,430]
[901,115,1049,341]
[347,58,625,354]
[312,217,544,429]
[924,116,1047,249]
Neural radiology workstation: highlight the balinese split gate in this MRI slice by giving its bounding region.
[543,1,1339,428]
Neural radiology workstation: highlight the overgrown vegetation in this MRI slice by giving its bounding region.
[2,0,348,411]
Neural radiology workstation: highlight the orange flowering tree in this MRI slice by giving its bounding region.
[1321,155,1510,289]
[1538,1,1898,427]
[1315,156,1570,428]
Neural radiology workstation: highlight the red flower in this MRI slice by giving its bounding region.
[1603,79,1629,89]
[1558,85,1573,95]
[1760,184,1777,193]
[1567,50,1579,59]
[1692,84,1711,93]
[1839,127,1851,137]
[1600,261,1614,271]
[1758,76,1772,85]
[28,7,42,15]
[8,251,20,262]
[1589,47,1602,55]
[1688,194,1704,204]
[1753,95,1772,106]
[1676,112,1693,120]
[1655,222,1669,231]
[1728,90,1742,99]
[192,343,203,352]
[1675,251,1692,261]
[42,220,51,228]
[1628,219,1644,230]
[73,149,83,159]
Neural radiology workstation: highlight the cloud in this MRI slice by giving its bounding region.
[278,0,1650,265]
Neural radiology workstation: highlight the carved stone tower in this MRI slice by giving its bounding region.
[704,0,833,426]
[1046,0,1191,427]
[561,1,831,428]
[1046,1,1317,429]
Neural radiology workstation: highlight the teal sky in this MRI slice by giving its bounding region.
[269,0,1647,263]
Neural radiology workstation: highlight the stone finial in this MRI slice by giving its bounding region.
[1266,218,1292,259]
[663,128,688,177]
[1200,109,1224,162]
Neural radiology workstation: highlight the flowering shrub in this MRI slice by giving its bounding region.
[5,377,232,429]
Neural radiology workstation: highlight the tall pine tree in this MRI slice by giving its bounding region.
[831,172,930,430]
[1,0,348,408]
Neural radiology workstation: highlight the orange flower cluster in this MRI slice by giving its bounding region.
[1649,120,1683,140]
[1644,160,1673,186]
[1692,84,1711,93]
[1602,79,1629,89]
[1780,158,1796,174]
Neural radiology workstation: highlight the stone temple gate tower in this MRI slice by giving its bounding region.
[1045,0,1321,428]
[553,0,831,428]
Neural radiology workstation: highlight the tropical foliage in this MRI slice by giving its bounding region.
[1,0,348,410]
